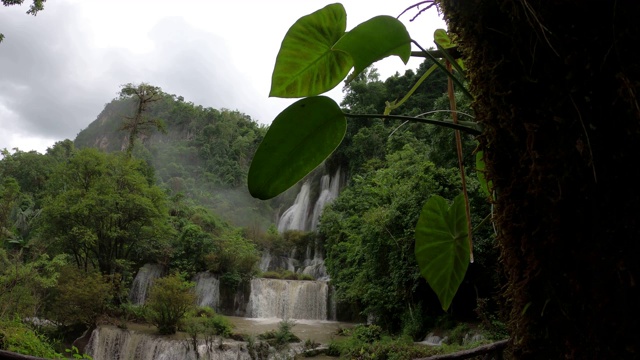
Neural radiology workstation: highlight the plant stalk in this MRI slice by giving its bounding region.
[447,61,474,263]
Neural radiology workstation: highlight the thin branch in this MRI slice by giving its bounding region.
[389,120,410,138]
[471,213,492,234]
[397,1,438,22]
[343,113,482,135]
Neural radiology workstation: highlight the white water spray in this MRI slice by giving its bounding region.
[128,264,164,305]
[247,278,328,320]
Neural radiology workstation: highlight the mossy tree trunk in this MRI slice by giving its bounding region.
[441,1,640,358]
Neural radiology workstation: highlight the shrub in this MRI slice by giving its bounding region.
[0,318,62,358]
[446,323,470,345]
[400,305,430,341]
[204,315,234,338]
[182,314,234,354]
[247,335,271,360]
[190,306,216,318]
[47,265,112,326]
[259,270,315,281]
[352,324,382,343]
[258,319,299,350]
[260,271,282,279]
[281,270,299,280]
[205,229,259,284]
[299,273,314,281]
[328,334,440,360]
[145,273,196,335]
[182,306,233,344]
[120,303,149,323]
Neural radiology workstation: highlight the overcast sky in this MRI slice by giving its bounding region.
[0,1,446,154]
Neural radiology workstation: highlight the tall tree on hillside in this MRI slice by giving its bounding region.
[118,83,167,157]
[440,1,640,357]
[42,148,172,275]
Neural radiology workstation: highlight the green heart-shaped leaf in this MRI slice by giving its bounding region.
[248,96,346,199]
[415,194,470,311]
[333,15,411,80]
[434,29,465,72]
[269,3,353,98]
[434,29,455,49]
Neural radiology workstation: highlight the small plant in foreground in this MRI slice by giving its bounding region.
[145,273,196,335]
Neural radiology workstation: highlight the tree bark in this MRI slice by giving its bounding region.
[440,0,640,358]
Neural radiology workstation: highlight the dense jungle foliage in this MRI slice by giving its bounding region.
[317,64,498,337]
[0,59,501,357]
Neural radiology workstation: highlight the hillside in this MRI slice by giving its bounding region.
[74,88,286,228]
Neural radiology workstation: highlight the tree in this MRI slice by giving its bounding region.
[118,83,167,157]
[440,1,640,357]
[205,228,259,289]
[145,273,196,335]
[321,144,465,334]
[42,148,172,275]
[46,265,112,327]
[0,177,20,243]
[0,249,66,319]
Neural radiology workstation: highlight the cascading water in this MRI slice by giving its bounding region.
[129,264,164,305]
[193,272,220,309]
[310,168,342,230]
[85,326,251,360]
[267,168,342,281]
[276,168,342,233]
[299,238,328,280]
[247,278,328,320]
[258,250,297,273]
[277,182,312,232]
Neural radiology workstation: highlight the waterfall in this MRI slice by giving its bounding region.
[258,251,272,272]
[193,272,219,310]
[329,285,338,321]
[300,258,328,280]
[247,278,328,320]
[299,238,328,280]
[277,182,312,232]
[129,264,164,305]
[85,326,251,360]
[310,168,342,230]
[258,250,298,273]
[277,168,342,233]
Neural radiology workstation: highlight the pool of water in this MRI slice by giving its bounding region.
[226,316,357,345]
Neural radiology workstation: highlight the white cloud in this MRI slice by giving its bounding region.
[0,1,446,153]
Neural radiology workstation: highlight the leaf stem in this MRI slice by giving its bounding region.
[412,40,474,100]
[343,113,482,135]
[447,60,474,263]
[471,213,492,234]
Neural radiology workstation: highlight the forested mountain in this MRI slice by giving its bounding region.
[0,58,502,358]
[74,86,277,228]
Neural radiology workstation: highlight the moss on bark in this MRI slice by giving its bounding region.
[440,0,640,357]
